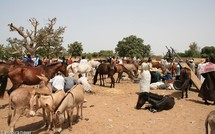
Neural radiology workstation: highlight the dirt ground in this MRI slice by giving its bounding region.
[0,76,214,134]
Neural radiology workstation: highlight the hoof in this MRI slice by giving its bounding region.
[68,127,72,131]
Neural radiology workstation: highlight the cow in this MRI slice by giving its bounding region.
[7,74,51,132]
[205,110,215,134]
[135,92,175,112]
[29,89,66,131]
[53,84,85,133]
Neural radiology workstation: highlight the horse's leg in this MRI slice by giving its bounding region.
[99,74,102,86]
[116,73,120,83]
[186,79,191,98]
[7,84,21,95]
[110,76,115,88]
[102,74,105,86]
[181,79,190,99]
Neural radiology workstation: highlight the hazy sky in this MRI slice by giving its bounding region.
[1,0,215,55]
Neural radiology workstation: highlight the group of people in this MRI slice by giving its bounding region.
[50,71,94,94]
[139,54,215,105]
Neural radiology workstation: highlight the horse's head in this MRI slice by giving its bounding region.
[135,92,148,109]
[56,62,68,77]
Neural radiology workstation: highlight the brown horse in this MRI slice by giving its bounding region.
[180,67,191,98]
[93,63,117,88]
[0,62,68,98]
[115,64,134,83]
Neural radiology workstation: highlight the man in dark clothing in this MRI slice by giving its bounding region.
[64,73,77,92]
[198,55,215,105]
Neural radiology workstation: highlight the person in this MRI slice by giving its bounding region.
[80,56,88,64]
[24,54,33,63]
[161,65,172,81]
[49,72,65,93]
[188,59,196,73]
[64,72,77,93]
[111,56,116,65]
[33,55,42,67]
[68,56,73,64]
[116,57,123,64]
[198,55,215,105]
[139,62,151,92]
[175,62,181,80]
[166,49,173,62]
[77,74,94,93]
[188,58,196,87]
[197,59,206,83]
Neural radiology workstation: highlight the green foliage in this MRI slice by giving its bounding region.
[184,42,201,58]
[115,35,151,58]
[201,46,215,58]
[67,41,83,58]
[98,50,114,58]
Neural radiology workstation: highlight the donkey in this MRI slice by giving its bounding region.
[205,110,215,134]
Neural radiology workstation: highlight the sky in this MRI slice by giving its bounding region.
[1,0,215,56]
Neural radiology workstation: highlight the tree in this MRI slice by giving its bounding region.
[115,35,151,58]
[7,18,66,56]
[201,46,215,58]
[184,42,201,58]
[98,50,114,58]
[67,41,83,58]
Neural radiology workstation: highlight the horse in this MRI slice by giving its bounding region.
[0,62,68,98]
[0,59,34,75]
[88,60,101,76]
[67,62,93,77]
[115,64,134,83]
[151,61,163,69]
[180,67,191,98]
[93,63,117,88]
[135,92,175,112]
[123,61,139,78]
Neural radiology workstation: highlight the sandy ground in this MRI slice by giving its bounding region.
[0,75,214,134]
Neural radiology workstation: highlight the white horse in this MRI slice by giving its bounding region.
[88,60,101,76]
[88,60,101,69]
[67,62,93,77]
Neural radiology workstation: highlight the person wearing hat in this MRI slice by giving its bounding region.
[189,58,196,73]
[139,62,151,92]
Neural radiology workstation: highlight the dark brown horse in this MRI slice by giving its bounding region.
[0,62,68,98]
[180,67,191,98]
[115,64,134,83]
[93,63,117,88]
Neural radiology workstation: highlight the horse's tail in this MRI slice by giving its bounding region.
[7,99,12,125]
[0,71,8,98]
[93,69,98,85]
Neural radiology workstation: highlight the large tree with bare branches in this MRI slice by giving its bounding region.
[7,18,66,57]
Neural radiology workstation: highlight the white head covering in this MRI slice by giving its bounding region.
[141,63,151,71]
[69,72,75,77]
